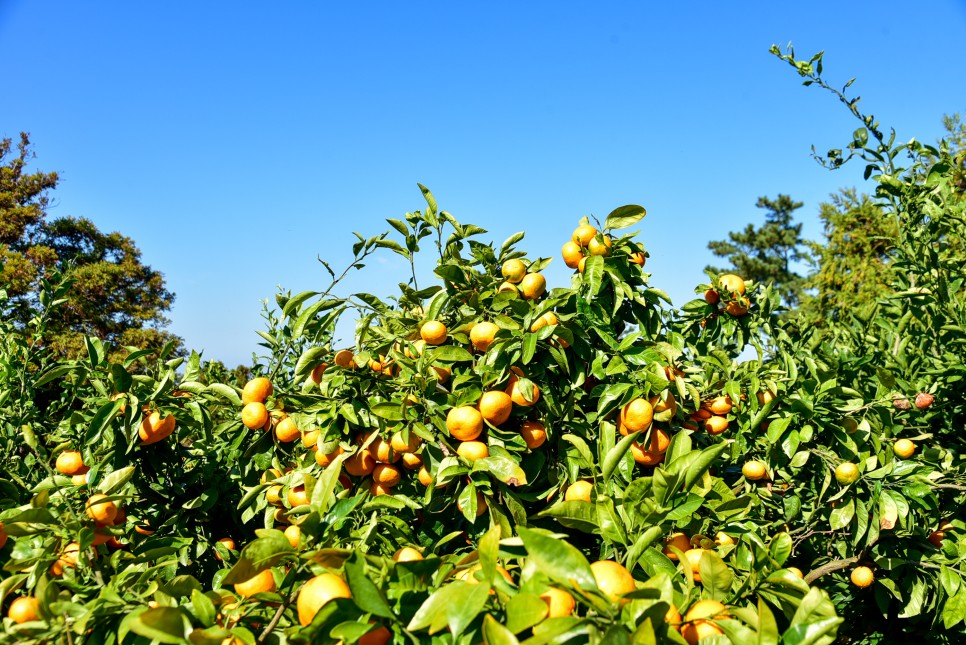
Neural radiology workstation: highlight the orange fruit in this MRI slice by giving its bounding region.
[666,603,682,631]
[7,596,40,624]
[540,587,575,617]
[894,439,915,459]
[725,297,750,316]
[266,485,283,505]
[334,349,355,368]
[447,406,484,441]
[288,484,309,507]
[390,431,421,453]
[497,281,518,294]
[650,390,677,415]
[359,625,392,645]
[309,363,327,383]
[757,389,776,406]
[86,494,118,524]
[301,429,320,448]
[835,462,860,485]
[216,537,236,560]
[565,480,593,502]
[714,532,734,547]
[851,566,874,588]
[630,430,669,466]
[530,311,558,332]
[577,257,587,273]
[663,532,691,561]
[590,560,636,604]
[704,289,720,305]
[518,273,546,300]
[683,549,706,582]
[393,547,424,562]
[370,437,401,464]
[742,461,767,481]
[620,398,654,432]
[71,472,89,486]
[345,450,376,477]
[234,568,277,598]
[275,416,300,443]
[284,524,301,549]
[457,490,488,518]
[401,452,423,470]
[520,420,547,449]
[572,224,598,246]
[138,411,176,445]
[417,466,433,486]
[55,450,85,475]
[681,599,727,645]
[403,339,425,359]
[433,365,451,383]
[457,441,489,463]
[0,522,6,550]
[719,274,746,294]
[242,377,273,405]
[420,320,448,345]
[562,241,584,269]
[705,395,733,415]
[629,251,646,266]
[470,321,500,352]
[704,415,728,435]
[479,390,513,426]
[506,367,540,407]
[372,464,401,487]
[370,481,392,496]
[50,541,80,576]
[241,402,269,430]
[787,566,804,578]
[501,259,528,284]
[587,235,612,257]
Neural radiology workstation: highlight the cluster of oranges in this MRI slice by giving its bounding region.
[560,222,645,273]
[703,274,750,317]
[496,258,546,299]
[239,377,302,443]
[683,394,733,436]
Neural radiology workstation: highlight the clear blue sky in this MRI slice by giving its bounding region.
[2,2,964,366]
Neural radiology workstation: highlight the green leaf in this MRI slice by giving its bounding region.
[583,255,604,297]
[604,204,647,230]
[517,527,598,590]
[205,383,242,406]
[370,402,405,421]
[98,466,135,495]
[126,607,189,644]
[428,346,475,363]
[758,596,779,645]
[189,589,216,627]
[473,456,527,486]
[221,531,294,585]
[943,588,966,628]
[602,429,641,484]
[698,551,733,602]
[829,498,855,531]
[483,613,521,645]
[344,552,393,618]
[505,593,548,634]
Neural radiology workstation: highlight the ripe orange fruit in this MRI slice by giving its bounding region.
[577,257,587,273]
[540,587,575,617]
[401,452,423,470]
[565,480,593,502]
[663,532,691,561]
[403,340,425,359]
[497,281,518,294]
[681,599,727,645]
[7,596,40,624]
[629,251,646,266]
[372,464,402,487]
[725,297,750,316]
[334,349,355,368]
[714,532,734,547]
[393,547,424,562]
[234,568,277,598]
[519,273,546,300]
[530,311,558,332]
[288,484,309,507]
[683,549,706,582]
[420,320,448,345]
[501,259,528,283]
[55,450,85,475]
[572,224,598,246]
[309,363,327,383]
[139,411,176,445]
[757,389,775,406]
[787,566,804,578]
[630,441,664,466]
[275,416,300,443]
[835,462,860,485]
[705,395,733,415]
[620,398,654,432]
[741,461,767,481]
[590,560,636,604]
[370,481,392,496]
[266,485,284,505]
[49,541,81,576]
[704,415,728,435]
[71,472,89,486]
[894,438,915,459]
[479,390,513,426]
[447,406,484,441]
[851,566,874,588]
[390,431,421,453]
[457,441,489,463]
[506,367,540,407]
[370,437,401,464]
[301,429,320,448]
[666,603,682,631]
[587,235,612,257]
[719,274,746,295]
[345,450,376,477]
[650,390,677,415]
[704,289,720,305]
[216,537,236,558]
[470,321,500,352]
[242,377,273,405]
[241,402,269,430]
[358,625,392,645]
[86,494,118,524]
[417,466,433,486]
[561,241,584,269]
[0,522,6,550]
[520,420,547,449]
[284,524,301,549]
[457,490,488,518]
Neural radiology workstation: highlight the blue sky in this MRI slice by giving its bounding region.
[1,2,964,366]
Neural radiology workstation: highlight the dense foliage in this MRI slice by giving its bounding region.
[0,48,964,644]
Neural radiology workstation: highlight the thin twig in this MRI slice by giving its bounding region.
[256,589,298,645]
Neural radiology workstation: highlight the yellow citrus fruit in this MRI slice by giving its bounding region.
[234,568,277,598]
[275,416,300,443]
[662,533,691,561]
[666,603,682,631]
[683,549,706,582]
[501,259,527,283]
[650,390,677,415]
[530,311,558,332]
[315,445,344,467]
[287,484,309,508]
[757,389,775,406]
[417,466,433,486]
[297,573,352,626]
[742,461,767,481]
[241,402,269,430]
[497,281,518,294]
[564,480,593,502]
[301,429,320,448]
[851,566,874,588]
[835,462,860,485]
[587,235,612,256]
[520,420,547,449]
[682,600,727,645]
[725,297,750,316]
[334,349,355,368]
[370,481,392,496]
[629,251,646,266]
[590,560,636,604]
[401,452,423,470]
[479,390,513,426]
[470,321,500,352]
[572,224,598,246]
[578,257,587,273]
[393,547,424,562]
[519,273,547,300]
[539,587,575,617]
[139,411,176,445]
[506,367,540,407]
[390,431,421,453]
[715,532,735,546]
[7,596,40,624]
[345,450,376,477]
[283,524,301,548]
[55,450,85,475]
[894,439,915,459]
[242,377,273,405]
[457,441,489,463]
[705,395,733,415]
[369,437,400,464]
[704,415,728,435]
[309,363,327,383]
[86,494,118,524]
[446,406,484,441]
[457,563,513,585]
[215,537,236,560]
[719,274,746,295]
[787,566,804,578]
[420,320,448,345]
[561,241,584,269]
[372,464,401,487]
[620,398,654,432]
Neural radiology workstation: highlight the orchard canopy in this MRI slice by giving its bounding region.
[1,47,965,644]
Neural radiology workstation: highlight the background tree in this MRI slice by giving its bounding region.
[0,132,181,358]
[706,194,810,308]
